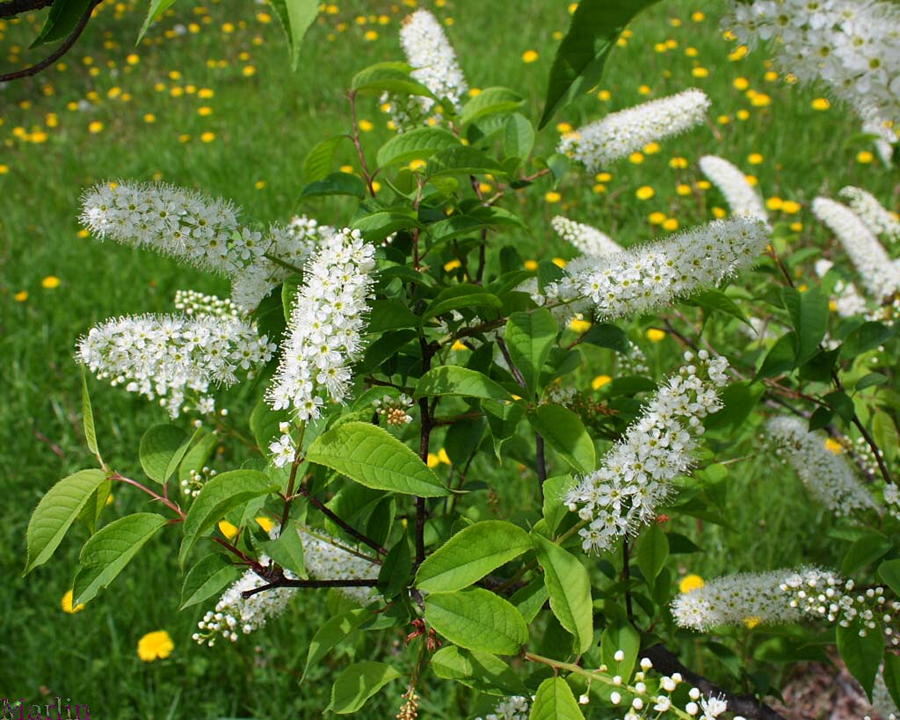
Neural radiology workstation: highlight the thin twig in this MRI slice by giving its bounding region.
[242,577,379,599]
[0,0,53,20]
[296,484,388,556]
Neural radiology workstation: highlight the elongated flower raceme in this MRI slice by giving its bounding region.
[194,530,378,645]
[767,417,878,516]
[723,0,900,125]
[389,8,467,126]
[540,217,769,321]
[558,89,710,171]
[80,182,324,310]
[812,197,900,301]
[699,155,768,222]
[566,351,729,553]
[76,292,275,417]
[266,228,375,423]
[839,186,900,244]
[551,215,622,257]
[673,567,900,643]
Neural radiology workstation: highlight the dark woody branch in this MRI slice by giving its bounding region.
[241,577,379,599]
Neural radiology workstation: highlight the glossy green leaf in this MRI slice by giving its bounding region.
[539,0,661,127]
[781,286,828,363]
[687,289,751,327]
[328,661,400,714]
[426,146,506,177]
[542,474,577,536]
[268,0,318,70]
[32,0,94,47]
[425,588,528,655]
[179,470,277,564]
[601,622,640,683]
[877,559,900,596]
[837,618,883,699]
[139,424,187,485]
[840,321,893,359]
[304,608,370,681]
[376,127,460,168]
[81,369,99,457]
[350,61,434,97]
[635,523,669,583]
[25,469,107,574]
[302,135,349,183]
[73,513,167,605]
[841,532,891,575]
[415,366,513,401]
[261,520,306,578]
[421,285,503,323]
[530,677,585,720]
[756,331,797,379]
[528,404,595,474]
[301,172,367,199]
[416,521,533,593]
[503,113,535,163]
[430,646,526,696]
[532,534,593,654]
[459,87,524,125]
[307,421,449,497]
[180,554,241,610]
[505,309,558,394]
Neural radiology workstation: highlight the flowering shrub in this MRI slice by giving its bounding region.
[23,2,899,719]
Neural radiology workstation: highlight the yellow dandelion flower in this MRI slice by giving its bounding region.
[662,217,679,231]
[750,93,771,107]
[597,89,611,101]
[197,106,213,116]
[552,257,567,268]
[14,290,28,302]
[646,328,666,342]
[468,88,482,97]
[717,114,731,125]
[691,67,709,78]
[736,109,750,120]
[790,222,803,232]
[218,520,238,539]
[676,183,692,196]
[595,172,612,182]
[222,22,234,32]
[638,84,651,95]
[569,318,591,334]
[522,50,539,63]
[556,122,573,133]
[137,630,174,662]
[743,616,761,629]
[592,374,612,390]
[451,340,469,351]
[733,77,749,90]
[684,47,698,57]
[358,119,374,132]
[443,258,462,272]
[824,438,844,454]
[256,516,275,533]
[679,574,705,593]
[765,196,783,211]
[144,113,156,123]
[744,174,758,186]
[198,88,215,99]
[364,30,378,40]
[524,260,539,271]
[437,449,451,465]
[691,11,705,21]
[728,45,748,61]
[747,153,763,165]
[669,157,688,169]
[0,164,9,174]
[371,181,382,193]
[426,452,440,468]
[200,131,216,143]
[479,182,492,194]
[254,180,266,190]
[856,151,874,164]
[811,97,830,110]
[764,70,778,82]
[41,276,61,289]
[635,185,655,200]
[629,151,645,164]
[644,141,660,154]
[61,589,85,614]
[593,183,607,194]
[648,212,666,225]
[545,191,562,203]
[781,200,801,214]
[256,11,271,23]
[242,65,257,77]
[407,158,426,171]
[88,121,104,134]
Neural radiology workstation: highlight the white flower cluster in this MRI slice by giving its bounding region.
[839,186,900,244]
[619,341,650,376]
[698,155,768,222]
[812,197,900,302]
[475,696,530,720]
[558,89,710,171]
[300,530,379,605]
[179,465,217,498]
[195,555,297,646]
[860,105,895,165]
[551,215,622,258]
[673,567,900,643]
[566,351,730,553]
[267,228,376,420]
[173,289,240,317]
[373,393,414,427]
[80,182,325,310]
[386,9,468,129]
[540,218,769,321]
[268,421,297,469]
[767,417,878,516]
[723,0,900,125]
[76,293,275,418]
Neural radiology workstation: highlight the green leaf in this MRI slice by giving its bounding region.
[177,429,219,482]
[459,87,524,126]
[840,321,893,359]
[426,146,506,177]
[781,286,828,364]
[302,135,349,183]
[837,618,884,699]
[304,608,370,681]
[504,114,535,164]
[300,172,366,199]
[877,559,900,596]
[376,127,460,168]
[378,537,412,598]
[366,299,420,333]
[415,366,513,402]
[601,622,640,683]
[542,474,577,536]
[32,0,94,47]
[73,513,167,605]
[581,323,628,352]
[841,532,891,575]
[532,535,593,653]
[530,676,585,720]
[429,205,525,244]
[306,421,448,497]
[824,390,855,424]
[883,653,900,710]
[328,661,401,714]
[179,470,277,565]
[261,520,306,578]
[421,285,503,323]
[687,289,750,327]
[431,646,526,696]
[250,398,290,458]
[180,554,241,610]
[511,578,549,624]
[139,424,187,485]
[351,209,420,240]
[505,309,558,395]
[425,588,528,655]
[268,0,318,71]
[635,523,669,583]
[539,0,661,128]
[416,521,533,593]
[528,404,595,474]
[81,370,99,457]
[351,61,434,97]
[137,0,177,43]
[855,372,888,391]
[756,331,797,379]
[25,469,107,574]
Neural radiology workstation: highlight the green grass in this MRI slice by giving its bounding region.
[0,0,894,715]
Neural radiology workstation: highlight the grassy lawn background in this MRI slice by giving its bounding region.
[0,0,895,716]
